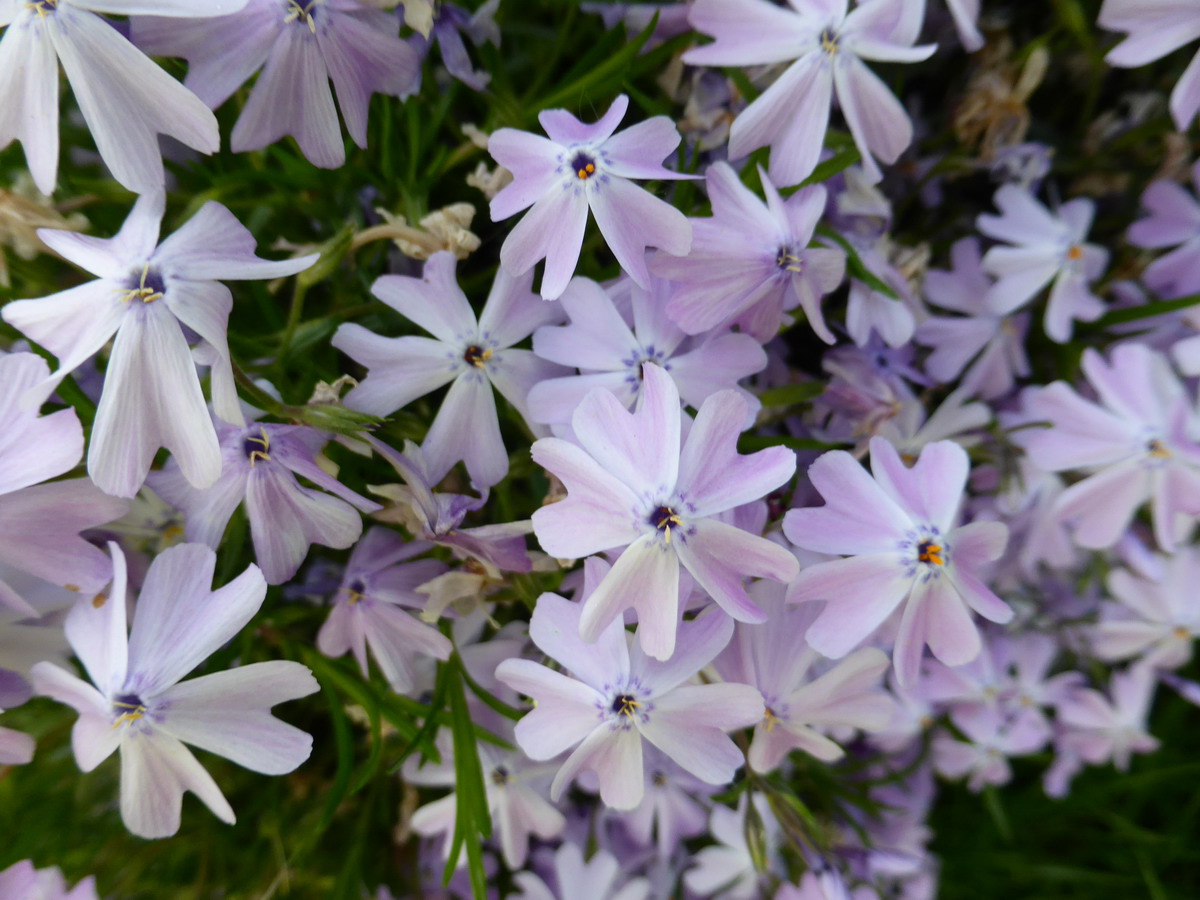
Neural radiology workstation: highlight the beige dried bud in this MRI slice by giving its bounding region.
[400,0,433,37]
[0,174,89,287]
[352,203,481,260]
[466,161,513,199]
[953,38,1049,160]
[462,122,491,150]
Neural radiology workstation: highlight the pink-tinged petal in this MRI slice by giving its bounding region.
[1089,621,1166,662]
[531,440,641,557]
[528,371,633,425]
[316,8,417,147]
[0,353,83,493]
[0,479,127,597]
[0,725,34,765]
[1044,270,1104,343]
[1153,462,1200,551]
[921,575,983,668]
[477,265,560,349]
[126,546,265,695]
[1053,462,1149,549]
[64,541,128,696]
[589,175,692,288]
[48,7,218,194]
[90,304,221,498]
[572,362,680,497]
[580,535,679,658]
[530,592,629,693]
[369,252,478,342]
[947,566,1014,624]
[486,348,568,428]
[869,437,967,530]
[0,14,60,194]
[532,276,638,369]
[130,2,277,109]
[231,24,342,167]
[538,94,629,146]
[833,54,912,182]
[155,201,317,281]
[795,555,910,657]
[501,183,590,301]
[551,723,644,809]
[497,659,604,759]
[1081,343,1175,427]
[1171,47,1200,132]
[948,521,1008,569]
[72,712,122,772]
[668,334,768,410]
[732,55,830,187]
[422,372,507,488]
[674,519,795,622]
[676,390,793,518]
[1129,180,1200,248]
[2,283,125,410]
[488,130,562,221]
[149,454,247,550]
[335,329,460,416]
[978,185,1067,246]
[246,465,363,584]
[651,682,763,731]
[639,693,757,784]
[684,0,812,66]
[984,265,1059,316]
[156,660,316,774]
[783,452,912,554]
[630,608,733,696]
[602,116,687,181]
[30,661,109,718]
[120,730,234,839]
[363,604,452,692]
[495,784,566,870]
[1020,383,1138,470]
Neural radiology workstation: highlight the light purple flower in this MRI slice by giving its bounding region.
[488,93,693,300]
[150,419,380,585]
[0,859,97,900]
[2,192,317,498]
[0,667,34,765]
[408,0,499,92]
[1126,161,1200,300]
[512,842,651,900]
[495,591,762,810]
[613,748,711,859]
[914,237,1030,400]
[31,542,318,839]
[684,0,936,185]
[335,251,564,488]
[843,233,920,348]
[684,794,782,900]
[932,705,1047,792]
[651,162,845,342]
[316,526,451,692]
[531,363,799,659]
[1099,0,1200,131]
[0,0,238,195]
[131,0,419,168]
[1018,342,1200,551]
[716,583,894,771]
[784,437,1012,687]
[976,184,1108,342]
[0,352,128,615]
[942,0,982,52]
[527,273,766,427]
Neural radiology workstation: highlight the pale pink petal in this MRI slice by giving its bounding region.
[530,592,629,693]
[531,438,641,557]
[497,658,605,760]
[538,94,628,145]
[684,0,812,66]
[580,534,679,658]
[589,174,692,288]
[369,253,478,342]
[120,730,234,838]
[783,452,912,554]
[335,329,460,416]
[551,723,643,809]
[501,183,590,301]
[796,555,910,657]
[833,54,912,182]
[422,372,508,488]
[674,519,796,622]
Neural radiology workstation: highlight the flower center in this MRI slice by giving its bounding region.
[490,766,511,785]
[570,151,597,181]
[1066,244,1084,262]
[917,540,944,566]
[611,694,640,717]
[243,427,271,466]
[820,28,840,56]
[776,245,803,273]
[285,0,317,31]
[1146,439,1171,459]
[463,344,492,367]
[112,693,147,728]
[344,578,366,604]
[29,0,57,16]
[118,263,165,305]
[648,505,683,543]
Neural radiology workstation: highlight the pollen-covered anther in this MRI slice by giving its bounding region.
[820,28,840,55]
[463,344,493,367]
[611,694,640,717]
[1147,439,1171,459]
[569,151,597,181]
[763,707,781,733]
[649,505,683,544]
[917,540,944,566]
[1066,244,1084,261]
[117,263,165,305]
[776,247,804,273]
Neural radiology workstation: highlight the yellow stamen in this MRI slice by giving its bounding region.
[918,543,944,566]
[1066,244,1084,261]
[92,593,108,609]
[763,707,781,733]
[111,700,147,729]
[614,696,640,717]
[285,0,317,33]
[1147,439,1171,459]
[577,163,596,180]
[116,263,163,305]
[246,427,271,467]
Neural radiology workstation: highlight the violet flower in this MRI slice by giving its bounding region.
[531,363,798,659]
[2,192,317,498]
[716,584,894,771]
[651,162,846,343]
[495,592,762,810]
[784,437,1012,687]
[932,705,1048,792]
[1126,161,1200,300]
[526,273,766,427]
[131,0,420,169]
[1099,0,1200,131]
[914,237,1031,400]
[976,184,1107,342]
[684,795,782,900]
[942,0,983,52]
[149,419,381,585]
[0,0,238,195]
[407,0,499,92]
[488,93,694,300]
[513,842,651,900]
[0,352,128,615]
[0,860,96,900]
[31,542,318,839]
[684,0,936,185]
[0,668,34,765]
[316,526,451,693]
[614,748,711,859]
[1017,342,1200,551]
[334,251,564,489]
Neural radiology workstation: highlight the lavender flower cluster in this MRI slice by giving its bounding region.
[1,0,1198,897]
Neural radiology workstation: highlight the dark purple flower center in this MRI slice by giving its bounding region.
[1146,439,1170,459]
[112,693,147,725]
[490,766,511,785]
[121,264,166,304]
[463,344,491,367]
[611,694,640,717]
[820,28,840,55]
[243,430,271,464]
[917,540,944,566]
[648,505,682,532]
[348,578,366,595]
[776,244,802,272]
[570,151,597,180]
